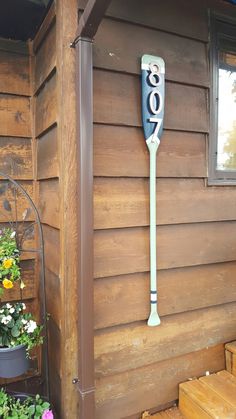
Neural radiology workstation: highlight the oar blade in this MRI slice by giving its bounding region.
[141,54,165,145]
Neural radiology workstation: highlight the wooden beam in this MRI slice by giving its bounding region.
[78,0,111,38]
[71,0,111,46]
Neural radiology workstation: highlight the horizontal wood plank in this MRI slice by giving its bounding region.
[81,0,209,41]
[199,371,236,409]
[95,344,225,419]
[18,222,37,260]
[0,95,30,137]
[37,126,58,180]
[94,222,236,278]
[0,137,32,180]
[94,125,206,178]
[94,261,236,329]
[0,180,34,223]
[95,18,209,86]
[94,70,208,132]
[0,39,28,55]
[43,225,60,276]
[39,179,60,228]
[37,126,58,179]
[95,302,236,377]
[0,50,30,96]
[35,73,57,137]
[35,23,56,93]
[179,378,236,419]
[94,178,236,229]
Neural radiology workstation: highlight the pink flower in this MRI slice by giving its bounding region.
[42,410,54,419]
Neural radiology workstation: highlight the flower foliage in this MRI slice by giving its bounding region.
[0,389,54,418]
[0,302,43,356]
[0,228,21,294]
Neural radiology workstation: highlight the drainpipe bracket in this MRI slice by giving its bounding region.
[70,36,94,48]
[72,378,95,397]
[78,385,96,399]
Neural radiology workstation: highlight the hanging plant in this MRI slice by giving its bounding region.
[0,228,23,294]
[0,302,44,378]
[0,302,43,354]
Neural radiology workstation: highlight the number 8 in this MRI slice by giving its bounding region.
[148,63,161,87]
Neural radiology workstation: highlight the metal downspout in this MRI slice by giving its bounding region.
[75,37,95,419]
[73,2,112,418]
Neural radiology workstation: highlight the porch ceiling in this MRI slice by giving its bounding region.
[0,0,52,41]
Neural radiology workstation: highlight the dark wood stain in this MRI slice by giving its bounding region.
[92,0,236,417]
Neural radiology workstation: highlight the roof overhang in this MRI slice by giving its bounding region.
[0,0,52,41]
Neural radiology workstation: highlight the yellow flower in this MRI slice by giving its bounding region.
[3,259,13,269]
[2,279,13,289]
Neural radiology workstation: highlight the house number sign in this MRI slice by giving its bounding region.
[141,54,165,326]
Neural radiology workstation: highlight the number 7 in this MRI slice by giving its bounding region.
[148,117,162,143]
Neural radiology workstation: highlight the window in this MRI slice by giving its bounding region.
[209,15,236,184]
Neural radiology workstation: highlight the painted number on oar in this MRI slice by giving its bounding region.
[141,55,165,146]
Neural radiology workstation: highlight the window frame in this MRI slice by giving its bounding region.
[209,13,236,185]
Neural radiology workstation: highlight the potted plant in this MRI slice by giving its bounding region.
[0,302,43,378]
[0,228,23,295]
[0,388,54,418]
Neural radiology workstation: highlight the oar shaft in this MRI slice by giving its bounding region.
[147,141,161,326]
[149,143,157,289]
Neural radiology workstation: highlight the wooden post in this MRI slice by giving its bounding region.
[56,0,79,417]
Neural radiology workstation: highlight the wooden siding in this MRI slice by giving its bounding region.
[32,9,62,415]
[96,344,225,419]
[0,42,34,296]
[0,40,40,385]
[33,2,78,416]
[94,125,207,178]
[92,1,236,417]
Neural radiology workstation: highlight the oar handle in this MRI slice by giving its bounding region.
[147,141,161,327]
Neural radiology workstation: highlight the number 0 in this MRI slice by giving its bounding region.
[149,90,163,115]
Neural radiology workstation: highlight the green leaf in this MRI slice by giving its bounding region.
[42,402,50,409]
[27,405,35,415]
[11,325,20,337]
[7,319,15,329]
[35,405,43,414]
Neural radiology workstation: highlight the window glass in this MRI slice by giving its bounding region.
[217,51,236,170]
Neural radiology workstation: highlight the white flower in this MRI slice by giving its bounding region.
[0,310,4,314]
[6,303,11,309]
[22,319,27,325]
[10,231,16,238]
[25,320,37,333]
[22,303,26,310]
[1,315,12,324]
[9,308,15,314]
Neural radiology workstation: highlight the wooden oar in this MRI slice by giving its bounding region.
[141,55,165,326]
